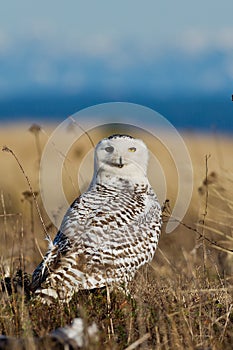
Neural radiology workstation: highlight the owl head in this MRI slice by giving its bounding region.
[94,134,149,178]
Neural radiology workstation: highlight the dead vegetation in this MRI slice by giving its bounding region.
[0,124,232,349]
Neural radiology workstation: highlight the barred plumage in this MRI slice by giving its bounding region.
[31,134,162,303]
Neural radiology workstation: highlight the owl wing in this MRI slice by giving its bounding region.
[30,230,72,292]
[31,185,162,293]
[31,193,85,291]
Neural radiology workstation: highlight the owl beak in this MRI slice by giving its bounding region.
[117,156,124,168]
[108,156,124,168]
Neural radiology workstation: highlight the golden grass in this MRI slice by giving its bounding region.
[0,123,232,349]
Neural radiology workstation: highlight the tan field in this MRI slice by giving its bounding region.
[0,122,232,349]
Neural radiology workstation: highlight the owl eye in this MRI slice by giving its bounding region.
[128,147,136,152]
[105,146,114,153]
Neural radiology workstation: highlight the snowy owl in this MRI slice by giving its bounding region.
[31,134,162,303]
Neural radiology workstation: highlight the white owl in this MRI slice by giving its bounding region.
[31,134,162,303]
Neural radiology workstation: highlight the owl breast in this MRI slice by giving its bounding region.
[56,178,161,290]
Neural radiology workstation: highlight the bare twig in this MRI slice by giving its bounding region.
[196,223,233,242]
[0,213,22,217]
[220,304,233,343]
[200,154,211,281]
[162,203,233,255]
[69,117,95,148]
[124,333,151,350]
[0,191,8,242]
[2,146,51,243]
[106,284,115,339]
[202,154,211,220]
[178,219,233,255]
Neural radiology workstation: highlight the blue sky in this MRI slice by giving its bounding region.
[0,1,233,98]
[1,1,233,48]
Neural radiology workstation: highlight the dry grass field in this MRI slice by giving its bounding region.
[0,122,232,349]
